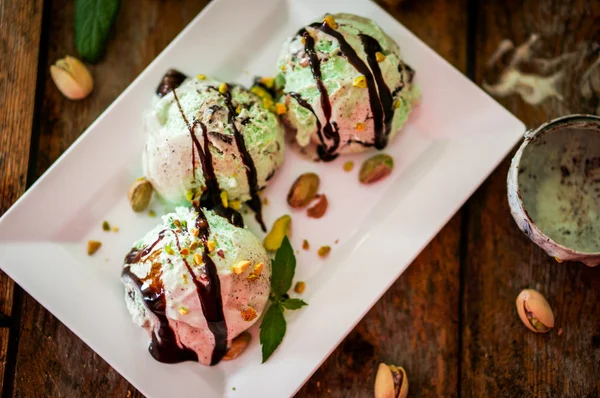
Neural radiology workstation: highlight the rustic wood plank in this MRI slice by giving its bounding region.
[462,0,600,396]
[10,1,207,396]
[0,0,44,392]
[297,0,467,396]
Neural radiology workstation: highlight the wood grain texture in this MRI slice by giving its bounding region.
[297,0,466,396]
[461,0,600,396]
[0,0,44,391]
[10,1,207,397]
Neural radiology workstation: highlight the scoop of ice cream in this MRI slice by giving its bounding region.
[143,77,285,206]
[121,206,271,365]
[277,13,417,160]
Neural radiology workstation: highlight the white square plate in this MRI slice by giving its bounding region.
[0,0,524,396]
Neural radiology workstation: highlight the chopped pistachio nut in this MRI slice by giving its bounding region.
[112,226,119,232]
[190,227,199,236]
[232,260,251,274]
[194,253,203,265]
[301,36,307,45]
[294,281,306,294]
[179,307,189,315]
[263,197,269,206]
[240,306,258,322]
[219,82,228,94]
[280,64,287,72]
[180,248,190,256]
[87,240,102,255]
[323,15,338,29]
[190,241,199,251]
[275,103,287,115]
[318,245,331,258]
[230,200,242,210]
[196,74,206,80]
[355,122,365,131]
[260,77,274,88]
[247,273,259,282]
[207,240,216,252]
[173,219,181,228]
[102,221,111,231]
[182,274,189,284]
[302,239,310,250]
[185,189,195,202]
[264,215,291,252]
[353,76,367,88]
[254,262,264,275]
[375,51,386,62]
[148,209,156,217]
[164,245,175,255]
[344,161,354,172]
[236,105,242,114]
[393,99,401,109]
[220,191,229,208]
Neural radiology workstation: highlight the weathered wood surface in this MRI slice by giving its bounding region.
[0,0,44,392]
[1,0,599,396]
[461,0,600,397]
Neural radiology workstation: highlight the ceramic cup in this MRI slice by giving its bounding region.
[507,114,600,267]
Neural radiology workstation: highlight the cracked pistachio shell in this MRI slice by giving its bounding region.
[516,289,555,333]
[374,363,408,398]
[50,56,93,100]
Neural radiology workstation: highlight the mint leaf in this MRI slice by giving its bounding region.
[260,302,286,363]
[281,298,308,310]
[75,0,120,63]
[271,236,295,296]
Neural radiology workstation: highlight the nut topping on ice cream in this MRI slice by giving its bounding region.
[277,13,417,161]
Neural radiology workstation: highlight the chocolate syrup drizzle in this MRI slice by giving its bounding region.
[291,21,414,159]
[207,86,267,232]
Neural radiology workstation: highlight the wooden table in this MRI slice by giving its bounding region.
[1,0,599,396]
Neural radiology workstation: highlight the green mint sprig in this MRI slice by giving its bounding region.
[75,0,120,63]
[260,236,307,362]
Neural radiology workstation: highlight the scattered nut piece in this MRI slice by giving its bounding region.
[190,227,199,237]
[302,239,310,250]
[87,240,102,255]
[287,173,320,208]
[207,240,216,252]
[217,249,225,258]
[179,307,189,315]
[164,245,174,255]
[185,189,195,202]
[102,221,110,231]
[190,241,199,251]
[294,281,306,294]
[50,56,94,100]
[264,215,292,252]
[173,219,181,228]
[196,74,206,80]
[554,256,563,263]
[359,154,394,184]
[323,15,338,29]
[275,103,287,115]
[307,194,328,219]
[376,52,386,63]
[180,248,190,256]
[240,306,258,322]
[516,289,555,333]
[128,178,153,212]
[223,331,251,361]
[374,363,408,398]
[260,77,274,88]
[194,253,203,265]
[299,57,310,68]
[355,123,365,131]
[230,200,242,210]
[148,209,156,217]
[343,161,354,172]
[220,191,229,208]
[112,226,119,233]
[232,260,251,274]
[219,82,228,94]
[247,273,259,282]
[353,76,367,88]
[254,262,265,275]
[318,246,331,258]
[263,197,269,206]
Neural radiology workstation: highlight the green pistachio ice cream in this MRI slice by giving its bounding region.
[277,13,418,161]
[143,76,285,206]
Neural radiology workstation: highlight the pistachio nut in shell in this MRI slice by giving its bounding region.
[50,56,94,100]
[360,154,394,184]
[287,173,319,208]
[222,332,251,361]
[374,363,408,398]
[128,178,153,212]
[516,289,555,333]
